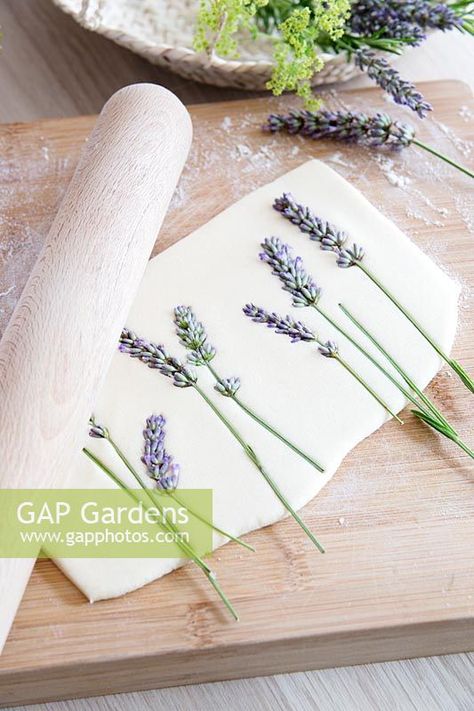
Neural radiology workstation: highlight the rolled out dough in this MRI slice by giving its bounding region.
[55,160,459,601]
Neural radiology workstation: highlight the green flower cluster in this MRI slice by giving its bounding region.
[194,0,269,57]
[266,8,323,107]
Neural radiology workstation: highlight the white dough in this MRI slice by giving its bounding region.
[55,160,459,601]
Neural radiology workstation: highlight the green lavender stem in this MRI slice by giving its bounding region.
[83,446,239,621]
[412,139,474,180]
[83,447,210,572]
[205,362,325,473]
[172,491,255,552]
[193,382,325,554]
[338,303,454,431]
[411,409,474,460]
[338,304,474,460]
[311,303,413,416]
[334,353,403,424]
[106,435,254,553]
[356,262,474,393]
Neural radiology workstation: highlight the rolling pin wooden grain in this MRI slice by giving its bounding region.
[0,83,192,653]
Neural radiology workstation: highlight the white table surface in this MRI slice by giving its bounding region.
[0,1,473,709]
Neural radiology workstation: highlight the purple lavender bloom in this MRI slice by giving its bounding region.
[336,244,365,268]
[88,417,109,439]
[174,306,217,366]
[259,237,322,308]
[119,328,197,388]
[142,414,180,491]
[243,304,317,343]
[350,0,463,34]
[318,341,339,358]
[274,193,366,268]
[265,110,415,149]
[215,377,241,397]
[349,0,428,43]
[355,49,432,117]
[274,193,347,252]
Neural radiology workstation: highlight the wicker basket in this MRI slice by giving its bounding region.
[52,0,363,90]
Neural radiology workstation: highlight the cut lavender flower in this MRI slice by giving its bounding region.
[119,329,197,388]
[259,238,322,308]
[142,414,180,490]
[243,304,316,343]
[83,419,239,620]
[173,305,325,473]
[215,377,241,397]
[348,0,465,42]
[259,235,438,409]
[354,48,431,117]
[350,0,465,33]
[243,304,402,423]
[141,413,255,550]
[266,109,415,147]
[273,194,474,394]
[264,110,474,179]
[120,327,325,552]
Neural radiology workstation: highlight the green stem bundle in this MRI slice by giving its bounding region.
[356,262,474,394]
[338,304,474,459]
[83,447,239,620]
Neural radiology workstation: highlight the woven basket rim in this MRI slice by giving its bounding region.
[52,0,340,71]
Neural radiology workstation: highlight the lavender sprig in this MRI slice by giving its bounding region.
[348,0,465,41]
[350,0,464,33]
[243,304,316,343]
[264,109,474,179]
[259,236,428,417]
[266,109,415,147]
[141,414,255,550]
[259,237,322,308]
[243,304,402,423]
[173,305,324,473]
[349,2,427,44]
[273,194,474,395]
[142,414,180,490]
[84,418,239,620]
[119,329,197,388]
[354,48,431,117]
[120,327,325,552]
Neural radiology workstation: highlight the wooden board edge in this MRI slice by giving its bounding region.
[1,617,473,707]
[2,79,472,135]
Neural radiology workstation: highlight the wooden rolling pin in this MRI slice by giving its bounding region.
[0,83,192,653]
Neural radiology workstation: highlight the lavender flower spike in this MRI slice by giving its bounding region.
[350,0,463,34]
[174,305,325,474]
[88,417,109,439]
[336,244,365,269]
[318,341,339,358]
[215,377,241,397]
[274,193,347,252]
[274,194,365,267]
[119,329,197,389]
[265,110,415,149]
[243,304,316,344]
[264,110,474,179]
[355,49,432,118]
[142,414,180,491]
[259,237,322,308]
[174,305,216,365]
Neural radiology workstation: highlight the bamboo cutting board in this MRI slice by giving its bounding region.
[0,81,473,707]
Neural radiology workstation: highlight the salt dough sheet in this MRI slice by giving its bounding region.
[55,160,459,601]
